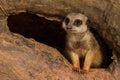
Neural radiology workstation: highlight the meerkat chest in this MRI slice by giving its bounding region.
[67,34,89,50]
[66,34,92,57]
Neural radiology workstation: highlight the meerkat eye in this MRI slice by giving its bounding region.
[64,17,70,25]
[74,19,82,27]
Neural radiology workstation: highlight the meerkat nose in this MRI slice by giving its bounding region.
[66,26,72,29]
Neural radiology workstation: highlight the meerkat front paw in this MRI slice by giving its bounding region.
[82,66,90,72]
[72,67,81,72]
[81,69,89,73]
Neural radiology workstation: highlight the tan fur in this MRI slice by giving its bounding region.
[62,13,102,72]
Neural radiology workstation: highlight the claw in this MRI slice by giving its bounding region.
[80,70,88,74]
[72,67,81,72]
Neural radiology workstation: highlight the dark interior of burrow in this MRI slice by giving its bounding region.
[7,12,113,68]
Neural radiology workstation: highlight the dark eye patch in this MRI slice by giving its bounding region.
[64,17,70,25]
[73,19,82,27]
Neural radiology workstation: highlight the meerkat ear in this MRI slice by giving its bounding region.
[86,19,91,29]
[62,16,66,21]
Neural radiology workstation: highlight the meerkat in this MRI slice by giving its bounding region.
[62,13,103,72]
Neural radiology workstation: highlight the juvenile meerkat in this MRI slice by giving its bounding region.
[62,13,102,72]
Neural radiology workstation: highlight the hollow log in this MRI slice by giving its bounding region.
[0,0,120,80]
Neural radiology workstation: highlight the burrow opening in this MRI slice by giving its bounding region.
[7,12,112,68]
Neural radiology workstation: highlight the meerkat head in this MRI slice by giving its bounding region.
[62,13,88,34]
